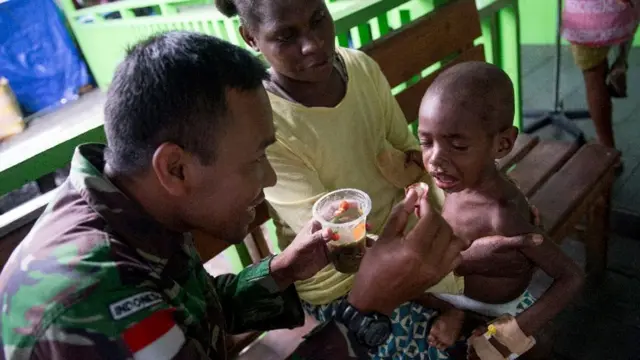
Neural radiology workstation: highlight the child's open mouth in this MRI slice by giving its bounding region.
[431,172,460,190]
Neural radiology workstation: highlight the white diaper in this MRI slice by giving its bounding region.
[433,292,531,318]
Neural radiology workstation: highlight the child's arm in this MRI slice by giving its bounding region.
[493,210,585,337]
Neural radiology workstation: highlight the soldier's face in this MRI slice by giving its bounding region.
[180,88,277,242]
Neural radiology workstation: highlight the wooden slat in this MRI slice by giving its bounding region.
[362,0,481,88]
[247,226,272,261]
[250,201,271,230]
[243,232,265,264]
[497,134,539,172]
[529,144,620,237]
[396,45,486,123]
[540,165,614,244]
[508,141,579,197]
[585,179,612,275]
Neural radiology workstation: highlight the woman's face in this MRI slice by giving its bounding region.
[242,0,336,83]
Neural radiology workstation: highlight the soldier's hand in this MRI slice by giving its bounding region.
[347,186,469,315]
[270,220,334,289]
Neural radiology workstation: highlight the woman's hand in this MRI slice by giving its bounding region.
[405,149,424,169]
[347,186,469,315]
[455,233,543,277]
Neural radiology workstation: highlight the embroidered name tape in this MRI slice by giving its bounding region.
[110,291,163,320]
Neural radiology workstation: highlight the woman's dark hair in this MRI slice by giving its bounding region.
[214,0,238,17]
[214,0,261,28]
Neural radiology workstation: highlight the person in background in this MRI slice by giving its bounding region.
[562,0,639,163]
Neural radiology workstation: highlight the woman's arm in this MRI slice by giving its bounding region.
[455,234,542,276]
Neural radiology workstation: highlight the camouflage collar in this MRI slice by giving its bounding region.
[68,144,188,275]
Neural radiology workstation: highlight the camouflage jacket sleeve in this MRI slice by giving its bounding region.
[27,288,215,360]
[213,256,305,334]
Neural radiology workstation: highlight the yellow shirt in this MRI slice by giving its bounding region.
[264,47,459,305]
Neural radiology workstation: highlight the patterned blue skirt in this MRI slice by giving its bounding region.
[302,291,537,359]
[303,298,448,359]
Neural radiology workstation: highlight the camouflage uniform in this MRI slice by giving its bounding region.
[0,144,306,360]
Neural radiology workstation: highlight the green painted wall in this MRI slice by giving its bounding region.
[519,0,640,45]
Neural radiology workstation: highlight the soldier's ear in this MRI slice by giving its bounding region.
[152,142,189,196]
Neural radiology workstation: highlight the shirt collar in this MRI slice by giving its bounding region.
[68,143,190,274]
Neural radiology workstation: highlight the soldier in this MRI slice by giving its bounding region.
[0,32,535,360]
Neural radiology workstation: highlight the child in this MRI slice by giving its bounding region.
[415,62,585,358]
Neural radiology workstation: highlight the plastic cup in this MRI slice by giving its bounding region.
[312,188,372,274]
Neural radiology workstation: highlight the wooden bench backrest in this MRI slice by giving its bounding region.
[363,0,484,123]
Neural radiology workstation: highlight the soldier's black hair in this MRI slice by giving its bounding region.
[104,31,268,174]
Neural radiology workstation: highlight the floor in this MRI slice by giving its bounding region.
[1,45,640,359]
[521,45,640,360]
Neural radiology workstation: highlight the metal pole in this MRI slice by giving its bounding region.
[553,0,563,111]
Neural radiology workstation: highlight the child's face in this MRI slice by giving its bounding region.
[418,96,502,193]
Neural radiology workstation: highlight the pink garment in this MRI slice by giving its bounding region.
[562,0,640,46]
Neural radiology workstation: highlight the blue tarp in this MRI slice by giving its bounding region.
[0,0,93,115]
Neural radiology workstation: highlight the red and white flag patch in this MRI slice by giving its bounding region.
[123,308,186,360]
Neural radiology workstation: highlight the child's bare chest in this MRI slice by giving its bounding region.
[441,192,531,243]
[442,198,497,243]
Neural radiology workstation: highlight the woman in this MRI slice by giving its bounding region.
[214,0,536,358]
[562,0,639,155]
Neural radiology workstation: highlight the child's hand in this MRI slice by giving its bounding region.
[428,308,465,350]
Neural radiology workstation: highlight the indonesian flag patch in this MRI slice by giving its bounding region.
[123,308,186,360]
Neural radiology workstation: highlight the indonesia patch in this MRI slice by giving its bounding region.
[109,291,163,320]
[123,308,186,360]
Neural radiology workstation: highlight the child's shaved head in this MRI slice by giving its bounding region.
[424,61,514,134]
[418,61,518,193]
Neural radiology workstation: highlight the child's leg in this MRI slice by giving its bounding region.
[607,39,632,98]
[570,43,615,148]
[614,39,631,70]
[414,293,465,351]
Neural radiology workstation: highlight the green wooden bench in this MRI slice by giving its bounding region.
[0,0,534,358]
